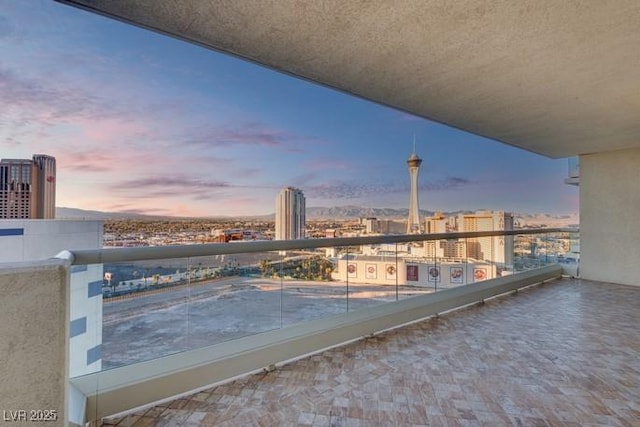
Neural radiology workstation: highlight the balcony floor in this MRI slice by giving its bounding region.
[103,278,640,426]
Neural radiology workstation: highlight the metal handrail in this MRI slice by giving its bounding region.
[57,227,578,265]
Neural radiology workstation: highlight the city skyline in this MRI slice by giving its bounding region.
[1,2,578,218]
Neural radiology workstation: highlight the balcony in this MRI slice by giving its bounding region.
[2,228,608,426]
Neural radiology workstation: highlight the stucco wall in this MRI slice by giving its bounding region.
[580,148,640,286]
[0,259,69,426]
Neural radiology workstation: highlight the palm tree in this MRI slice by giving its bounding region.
[259,259,270,277]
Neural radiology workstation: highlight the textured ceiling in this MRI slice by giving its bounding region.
[57,0,640,158]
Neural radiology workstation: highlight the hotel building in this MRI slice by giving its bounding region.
[0,154,56,219]
[275,186,306,240]
[457,210,514,267]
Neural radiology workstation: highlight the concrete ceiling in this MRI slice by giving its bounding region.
[57,0,640,158]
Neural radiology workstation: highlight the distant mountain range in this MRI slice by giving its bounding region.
[56,206,578,225]
[306,206,439,219]
[56,206,434,220]
[56,207,150,220]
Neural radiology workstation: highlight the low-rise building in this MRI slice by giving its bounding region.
[333,254,495,287]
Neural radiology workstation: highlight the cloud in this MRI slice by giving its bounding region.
[4,136,21,147]
[108,174,279,202]
[306,176,473,199]
[56,145,169,174]
[111,176,232,191]
[62,152,113,172]
[306,181,396,199]
[0,67,130,135]
[424,176,471,191]
[184,122,292,147]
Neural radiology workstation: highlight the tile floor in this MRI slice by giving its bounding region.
[102,278,640,426]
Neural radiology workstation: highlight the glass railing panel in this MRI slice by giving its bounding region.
[281,246,346,326]
[397,236,498,292]
[545,230,580,275]
[513,233,539,272]
[341,242,401,309]
[69,229,579,379]
[69,252,289,378]
[397,238,440,298]
[184,252,284,349]
[98,257,190,371]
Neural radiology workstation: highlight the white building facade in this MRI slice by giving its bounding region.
[0,220,103,377]
[333,255,495,287]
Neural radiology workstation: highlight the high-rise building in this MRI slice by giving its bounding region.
[457,210,514,267]
[406,142,422,234]
[32,155,56,219]
[0,158,33,219]
[0,154,56,219]
[275,187,306,240]
[364,218,406,234]
[425,212,447,234]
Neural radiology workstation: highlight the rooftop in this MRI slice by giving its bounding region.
[103,278,640,426]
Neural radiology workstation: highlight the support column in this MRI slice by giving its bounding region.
[0,259,70,426]
[580,147,640,286]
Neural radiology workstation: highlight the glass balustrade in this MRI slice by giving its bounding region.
[68,229,578,379]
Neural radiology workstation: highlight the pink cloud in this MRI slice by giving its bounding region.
[56,144,168,174]
[81,119,150,144]
[183,122,304,149]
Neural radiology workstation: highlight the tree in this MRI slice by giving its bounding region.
[259,259,271,277]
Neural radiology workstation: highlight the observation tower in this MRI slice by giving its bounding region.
[406,139,423,234]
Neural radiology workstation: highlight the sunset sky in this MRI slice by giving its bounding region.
[0,1,578,217]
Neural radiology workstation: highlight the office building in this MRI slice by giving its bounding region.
[275,187,306,240]
[0,154,56,219]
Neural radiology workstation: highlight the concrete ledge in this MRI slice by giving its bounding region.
[0,259,70,427]
[72,264,562,422]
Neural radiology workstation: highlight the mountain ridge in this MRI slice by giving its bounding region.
[56,206,578,224]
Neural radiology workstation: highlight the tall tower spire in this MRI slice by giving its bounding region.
[406,139,423,234]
